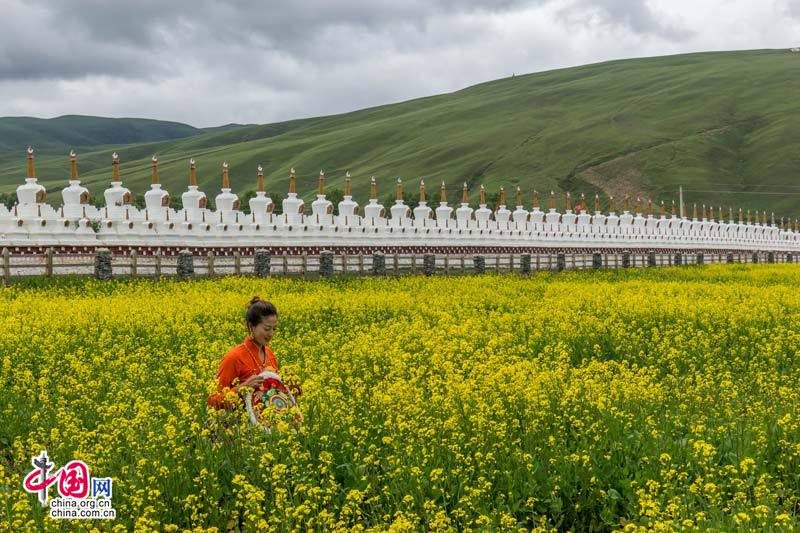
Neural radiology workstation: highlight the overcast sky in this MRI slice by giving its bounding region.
[1,0,799,127]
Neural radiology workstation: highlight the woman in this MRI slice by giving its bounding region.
[207,296,300,409]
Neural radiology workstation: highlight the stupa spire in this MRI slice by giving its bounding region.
[635,196,642,214]
[151,155,160,184]
[289,167,296,194]
[257,165,264,192]
[462,182,469,204]
[222,162,230,189]
[189,159,197,186]
[533,190,540,209]
[647,198,653,217]
[594,193,600,213]
[498,186,506,206]
[440,181,447,203]
[396,178,403,202]
[610,195,617,213]
[318,170,325,195]
[623,194,630,212]
[111,152,120,183]
[479,184,486,205]
[565,192,572,211]
[70,149,78,180]
[692,203,697,220]
[549,190,556,210]
[659,200,665,217]
[419,179,426,203]
[370,176,377,200]
[26,146,35,179]
[345,171,351,196]
[671,200,676,217]
[515,186,523,207]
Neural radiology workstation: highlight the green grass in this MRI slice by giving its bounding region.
[2,49,800,216]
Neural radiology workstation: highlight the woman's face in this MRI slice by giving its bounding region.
[250,315,278,346]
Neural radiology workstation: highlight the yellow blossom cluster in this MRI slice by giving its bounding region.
[1,265,799,531]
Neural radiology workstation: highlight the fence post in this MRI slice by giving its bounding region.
[341,253,348,275]
[319,250,334,278]
[283,253,288,274]
[495,255,500,273]
[768,252,775,263]
[301,253,308,277]
[556,253,566,272]
[461,255,466,272]
[233,252,241,276]
[520,253,532,274]
[155,250,162,279]
[674,253,683,266]
[177,249,194,280]
[647,252,656,267]
[206,251,214,277]
[411,255,417,274]
[751,252,759,264]
[95,248,112,280]
[44,247,54,277]
[696,253,704,266]
[254,249,271,277]
[621,252,631,268]
[444,255,450,275]
[130,249,138,277]
[423,254,436,276]
[358,253,364,275]
[473,255,485,274]
[2,247,10,286]
[592,252,602,269]
[394,253,400,274]
[726,252,734,264]
[372,252,386,276]
[787,252,793,264]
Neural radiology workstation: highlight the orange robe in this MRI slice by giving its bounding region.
[207,337,279,409]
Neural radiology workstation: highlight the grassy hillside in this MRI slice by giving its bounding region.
[0,115,204,152]
[2,49,799,216]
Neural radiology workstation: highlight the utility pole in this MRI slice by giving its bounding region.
[679,186,684,218]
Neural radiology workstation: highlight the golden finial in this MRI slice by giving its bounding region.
[515,186,523,207]
[772,212,776,226]
[26,145,35,179]
[594,193,600,213]
[533,189,539,209]
[257,165,264,192]
[222,161,230,189]
[635,196,642,214]
[70,149,78,180]
[702,204,707,220]
[647,198,653,217]
[370,176,377,200]
[419,179,426,203]
[671,200,676,217]
[728,207,733,223]
[462,182,469,204]
[659,200,665,217]
[579,192,586,212]
[780,216,784,230]
[396,178,403,202]
[479,184,486,205]
[498,186,506,206]
[189,158,197,186]
[439,181,447,203]
[623,194,630,212]
[709,205,714,221]
[610,195,617,213]
[549,190,556,210]
[345,171,351,196]
[151,155,159,185]
[692,203,697,220]
[318,170,325,195]
[565,192,572,211]
[111,152,120,182]
[762,211,767,225]
[289,167,296,194]
[746,209,751,224]
[738,208,742,224]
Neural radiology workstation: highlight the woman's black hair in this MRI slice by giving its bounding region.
[246,296,278,327]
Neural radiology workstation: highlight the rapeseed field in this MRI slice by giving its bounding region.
[1,266,798,531]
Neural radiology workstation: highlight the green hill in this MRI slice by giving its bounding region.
[2,49,800,217]
[0,115,204,152]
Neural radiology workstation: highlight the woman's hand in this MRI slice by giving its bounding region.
[241,374,266,389]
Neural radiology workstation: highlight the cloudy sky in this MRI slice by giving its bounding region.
[1,0,799,127]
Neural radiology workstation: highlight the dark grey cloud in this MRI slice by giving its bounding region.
[0,0,796,126]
